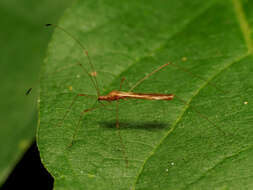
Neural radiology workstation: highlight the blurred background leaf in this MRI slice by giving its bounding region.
[0,0,71,186]
[39,0,253,189]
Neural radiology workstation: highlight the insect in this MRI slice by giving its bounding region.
[46,24,225,167]
[25,87,32,95]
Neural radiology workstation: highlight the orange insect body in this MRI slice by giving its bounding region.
[98,91,175,101]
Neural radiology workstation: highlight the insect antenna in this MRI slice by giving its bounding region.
[45,24,100,98]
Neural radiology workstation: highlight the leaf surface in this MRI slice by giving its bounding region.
[39,0,253,189]
[0,0,70,186]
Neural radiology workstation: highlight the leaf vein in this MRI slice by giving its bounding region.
[181,145,253,189]
[232,0,253,54]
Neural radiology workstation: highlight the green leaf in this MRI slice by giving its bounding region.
[0,0,71,186]
[38,0,253,189]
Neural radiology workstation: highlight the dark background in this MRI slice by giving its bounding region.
[1,143,53,190]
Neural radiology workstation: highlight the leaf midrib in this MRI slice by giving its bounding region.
[132,0,253,188]
[178,0,253,188]
[131,1,219,189]
[232,0,253,54]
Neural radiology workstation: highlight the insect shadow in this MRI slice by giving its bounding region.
[100,120,169,131]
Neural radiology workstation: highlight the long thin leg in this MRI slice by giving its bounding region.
[57,93,96,128]
[120,77,125,90]
[78,63,100,98]
[116,99,128,167]
[69,106,97,147]
[168,62,226,93]
[69,101,112,147]
[174,95,228,136]
[118,77,133,91]
[129,63,169,92]
[54,61,100,98]
[46,24,100,97]
[128,63,228,136]
[129,62,226,93]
